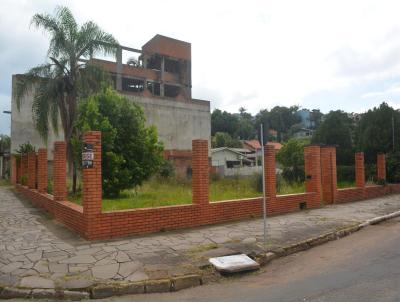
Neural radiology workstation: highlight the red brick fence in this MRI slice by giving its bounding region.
[11,131,400,240]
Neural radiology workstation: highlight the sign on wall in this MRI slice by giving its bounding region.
[82,143,94,168]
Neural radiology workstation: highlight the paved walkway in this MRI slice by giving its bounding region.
[1,185,400,290]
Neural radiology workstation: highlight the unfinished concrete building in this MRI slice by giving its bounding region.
[11,35,211,177]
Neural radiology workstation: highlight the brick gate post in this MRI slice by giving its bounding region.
[377,153,386,181]
[82,131,102,238]
[10,155,17,185]
[21,154,28,185]
[37,148,48,193]
[304,145,322,207]
[320,146,337,204]
[27,151,37,189]
[192,140,209,205]
[355,152,365,188]
[53,141,67,201]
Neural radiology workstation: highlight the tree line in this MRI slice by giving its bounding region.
[212,106,323,146]
[212,102,400,166]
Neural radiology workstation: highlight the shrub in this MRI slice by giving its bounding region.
[277,139,308,183]
[158,160,175,179]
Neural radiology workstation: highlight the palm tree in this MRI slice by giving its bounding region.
[15,6,118,192]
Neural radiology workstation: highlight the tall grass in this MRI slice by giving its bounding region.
[68,176,307,211]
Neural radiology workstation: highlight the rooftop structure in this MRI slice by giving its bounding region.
[91,34,193,101]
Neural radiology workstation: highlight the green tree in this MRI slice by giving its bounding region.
[211,109,240,137]
[355,102,400,163]
[268,106,301,142]
[0,135,10,153]
[15,6,118,193]
[276,138,309,183]
[75,89,164,197]
[235,107,255,140]
[212,132,242,148]
[312,110,354,165]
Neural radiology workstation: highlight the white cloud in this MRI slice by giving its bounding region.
[361,83,400,99]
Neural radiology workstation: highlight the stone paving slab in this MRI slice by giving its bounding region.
[0,186,400,297]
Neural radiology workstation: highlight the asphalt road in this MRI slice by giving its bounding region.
[100,217,400,302]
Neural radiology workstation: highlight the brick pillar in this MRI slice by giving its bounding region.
[192,139,209,205]
[27,152,37,189]
[355,152,365,188]
[37,148,48,193]
[320,147,337,204]
[264,144,276,201]
[53,141,67,201]
[304,145,322,206]
[377,153,386,181]
[10,155,17,185]
[83,131,102,235]
[21,154,28,184]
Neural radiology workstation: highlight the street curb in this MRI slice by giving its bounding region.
[1,210,400,300]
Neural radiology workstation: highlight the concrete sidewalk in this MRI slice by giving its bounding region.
[1,185,400,299]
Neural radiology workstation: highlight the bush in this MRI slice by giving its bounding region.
[277,139,308,183]
[75,89,164,197]
[281,166,305,183]
[158,160,175,179]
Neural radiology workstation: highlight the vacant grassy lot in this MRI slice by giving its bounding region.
[68,177,309,211]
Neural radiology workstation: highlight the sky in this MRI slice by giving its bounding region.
[2,0,400,135]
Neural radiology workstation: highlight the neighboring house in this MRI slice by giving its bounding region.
[211,147,262,177]
[293,128,314,139]
[242,139,261,152]
[211,147,254,169]
[296,109,313,129]
[11,34,211,178]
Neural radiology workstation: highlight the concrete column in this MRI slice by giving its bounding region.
[320,147,337,204]
[27,152,37,189]
[264,145,276,201]
[37,148,48,193]
[192,139,209,205]
[116,46,122,91]
[355,152,365,188]
[53,141,67,201]
[83,131,102,235]
[304,145,322,206]
[377,153,386,181]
